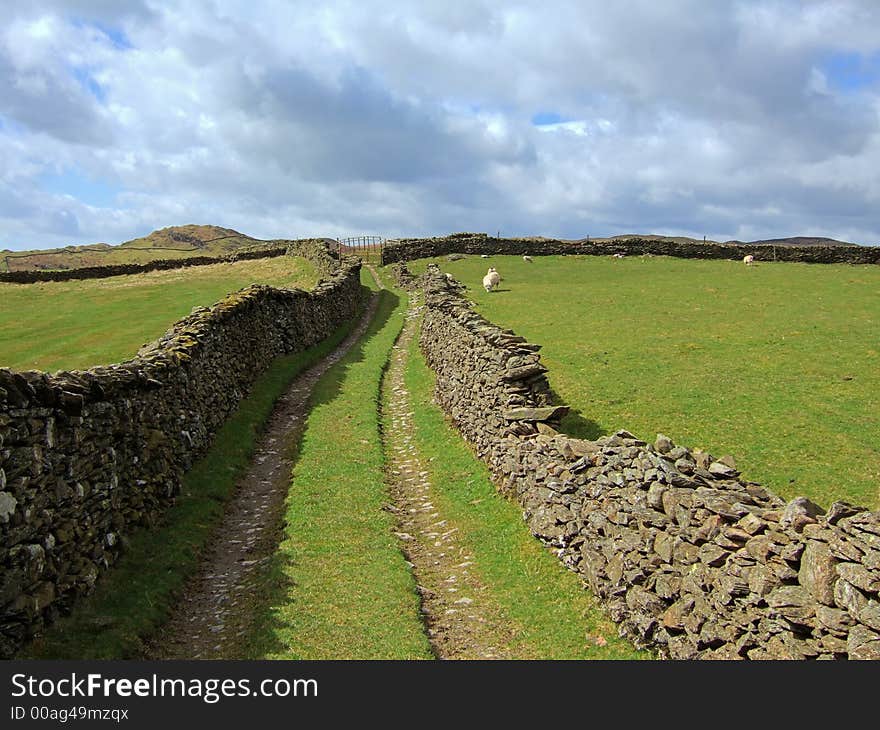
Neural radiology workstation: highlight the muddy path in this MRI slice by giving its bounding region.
[146,292,379,659]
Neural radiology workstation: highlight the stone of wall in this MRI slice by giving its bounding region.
[0,246,364,657]
[416,263,880,660]
[382,233,880,266]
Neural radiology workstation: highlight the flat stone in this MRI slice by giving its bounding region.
[698,542,729,567]
[825,501,868,525]
[798,540,838,606]
[833,578,868,615]
[781,497,825,531]
[815,606,854,636]
[837,562,880,593]
[817,634,848,655]
[673,540,700,565]
[858,601,880,632]
[501,363,548,382]
[839,512,880,538]
[826,535,865,562]
[654,573,682,600]
[767,585,810,608]
[708,461,738,478]
[847,625,880,660]
[654,532,674,563]
[646,482,667,510]
[737,512,767,535]
[502,405,570,422]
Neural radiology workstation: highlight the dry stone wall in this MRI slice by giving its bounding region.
[416,263,880,660]
[0,244,300,284]
[383,233,880,266]
[0,245,363,657]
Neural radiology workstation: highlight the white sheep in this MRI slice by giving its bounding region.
[613,252,625,259]
[523,255,533,262]
[743,254,755,266]
[482,267,501,292]
[481,254,490,259]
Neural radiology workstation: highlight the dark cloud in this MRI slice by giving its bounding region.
[0,56,111,145]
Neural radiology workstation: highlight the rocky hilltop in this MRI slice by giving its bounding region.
[2,225,260,272]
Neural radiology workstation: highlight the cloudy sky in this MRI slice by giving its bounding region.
[1,0,879,250]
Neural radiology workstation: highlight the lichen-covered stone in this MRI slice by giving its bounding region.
[799,541,838,606]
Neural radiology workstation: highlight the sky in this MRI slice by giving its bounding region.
[1,0,879,251]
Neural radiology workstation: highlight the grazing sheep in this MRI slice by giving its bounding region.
[482,267,501,292]
[743,254,755,266]
[613,252,625,259]
[481,254,490,258]
[523,255,533,262]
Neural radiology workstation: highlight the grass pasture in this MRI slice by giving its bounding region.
[0,255,318,372]
[404,254,880,509]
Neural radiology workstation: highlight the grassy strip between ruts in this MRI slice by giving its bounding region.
[246,286,433,659]
[404,323,648,660]
[21,299,368,660]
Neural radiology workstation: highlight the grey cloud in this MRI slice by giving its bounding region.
[231,63,535,183]
[0,53,111,146]
[2,0,880,250]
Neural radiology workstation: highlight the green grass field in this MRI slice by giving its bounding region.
[404,255,880,510]
[0,256,318,372]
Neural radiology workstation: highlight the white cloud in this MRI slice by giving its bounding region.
[0,0,879,250]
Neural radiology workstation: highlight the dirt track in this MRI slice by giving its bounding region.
[146,292,379,659]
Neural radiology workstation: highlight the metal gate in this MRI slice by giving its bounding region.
[335,236,385,264]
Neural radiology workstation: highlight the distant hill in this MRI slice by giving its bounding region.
[725,236,859,247]
[117,224,257,251]
[605,233,861,247]
[2,225,265,272]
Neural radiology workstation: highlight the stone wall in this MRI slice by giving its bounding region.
[417,263,880,660]
[0,245,363,657]
[382,233,880,266]
[0,241,311,284]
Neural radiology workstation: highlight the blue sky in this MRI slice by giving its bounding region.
[1,0,879,251]
[38,168,118,207]
[822,51,880,92]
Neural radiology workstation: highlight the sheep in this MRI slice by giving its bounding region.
[613,252,625,259]
[743,254,755,266]
[481,254,490,258]
[523,255,533,262]
[482,266,501,292]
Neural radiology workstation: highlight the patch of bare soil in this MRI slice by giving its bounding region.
[145,293,378,659]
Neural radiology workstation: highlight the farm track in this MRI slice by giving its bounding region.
[147,263,525,659]
[145,291,379,660]
[380,287,526,659]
